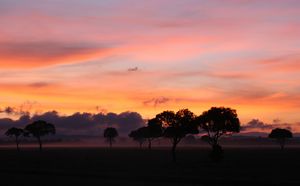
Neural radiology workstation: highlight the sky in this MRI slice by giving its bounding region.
[1,0,300,131]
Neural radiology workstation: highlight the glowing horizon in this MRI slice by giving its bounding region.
[1,0,300,129]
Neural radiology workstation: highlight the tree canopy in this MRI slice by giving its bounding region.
[156,109,198,162]
[197,107,240,161]
[104,127,119,148]
[104,127,119,138]
[269,128,293,139]
[269,128,293,150]
[197,107,240,146]
[5,127,24,138]
[25,120,56,151]
[5,127,24,151]
[129,118,163,149]
[129,128,146,148]
[25,120,56,137]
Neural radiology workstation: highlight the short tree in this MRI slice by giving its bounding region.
[5,127,24,151]
[129,129,146,148]
[104,127,118,148]
[269,128,293,150]
[129,119,163,150]
[25,120,56,151]
[197,107,240,161]
[156,109,198,162]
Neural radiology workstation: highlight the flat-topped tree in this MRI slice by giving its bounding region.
[5,127,24,152]
[25,120,56,151]
[197,107,240,161]
[104,127,118,148]
[269,128,293,150]
[156,109,198,162]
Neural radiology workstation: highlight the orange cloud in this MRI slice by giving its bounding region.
[0,41,112,68]
[1,0,300,128]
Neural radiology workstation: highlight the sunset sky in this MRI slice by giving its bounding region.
[1,0,300,127]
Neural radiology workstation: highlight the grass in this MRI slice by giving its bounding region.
[0,146,299,185]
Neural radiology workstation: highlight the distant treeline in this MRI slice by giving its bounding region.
[4,107,294,162]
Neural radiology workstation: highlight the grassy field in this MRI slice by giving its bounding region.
[0,147,299,185]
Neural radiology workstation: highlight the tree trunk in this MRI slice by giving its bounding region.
[210,143,224,162]
[37,136,42,152]
[171,139,179,163]
[15,136,20,152]
[280,141,284,150]
[109,138,112,148]
[279,139,285,150]
[148,139,152,150]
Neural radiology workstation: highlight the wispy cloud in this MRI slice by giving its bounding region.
[143,97,171,107]
[28,82,53,88]
[128,67,138,72]
[0,41,111,68]
[0,0,300,123]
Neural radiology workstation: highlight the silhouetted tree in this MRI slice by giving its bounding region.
[156,109,198,162]
[25,120,56,151]
[129,129,146,148]
[269,128,293,150]
[5,127,24,151]
[129,119,163,150]
[144,118,163,149]
[104,127,118,148]
[197,107,240,161]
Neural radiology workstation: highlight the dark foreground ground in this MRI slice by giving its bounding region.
[0,147,299,185]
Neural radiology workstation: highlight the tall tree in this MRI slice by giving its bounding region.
[197,107,240,161]
[25,120,56,151]
[269,128,293,150]
[156,109,198,162]
[104,127,118,148]
[144,118,163,149]
[5,127,24,152]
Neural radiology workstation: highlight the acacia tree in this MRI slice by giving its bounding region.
[25,120,56,151]
[129,128,146,148]
[269,128,293,150]
[197,107,240,161]
[129,118,163,149]
[156,109,198,162]
[104,127,118,148]
[5,127,24,152]
[144,118,163,149]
